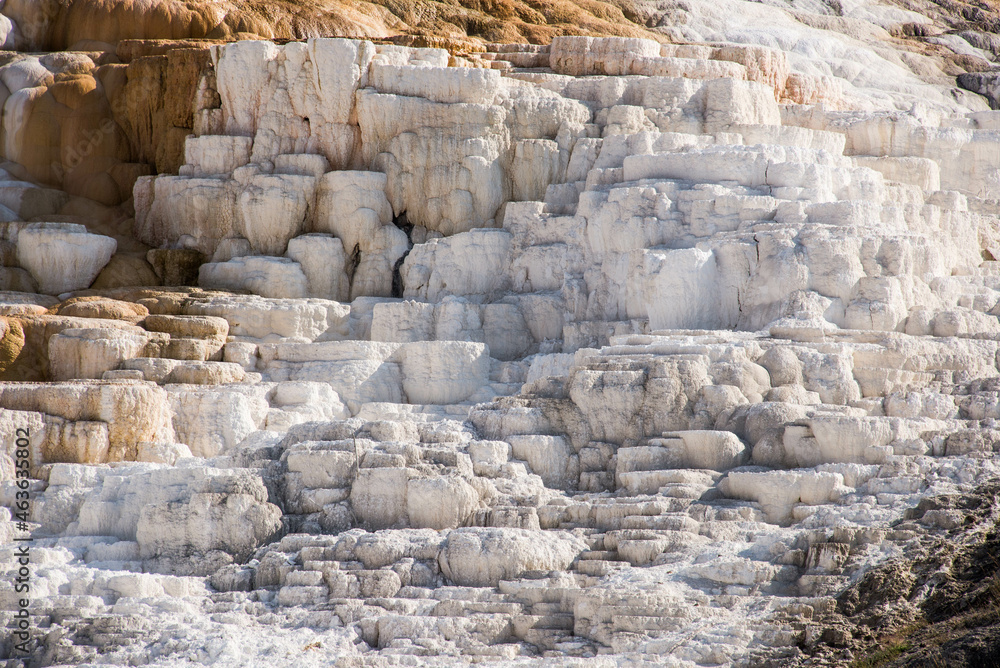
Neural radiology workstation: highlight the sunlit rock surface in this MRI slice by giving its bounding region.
[1,0,1000,664]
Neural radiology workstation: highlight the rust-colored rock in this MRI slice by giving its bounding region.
[49,295,151,323]
[5,0,662,52]
[1,314,140,381]
[90,254,162,289]
[0,379,175,461]
[116,47,210,174]
[0,317,26,377]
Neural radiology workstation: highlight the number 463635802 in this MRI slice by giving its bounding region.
[13,427,31,522]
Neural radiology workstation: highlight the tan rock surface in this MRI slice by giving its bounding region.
[50,295,150,323]
[0,316,25,376]
[0,1,999,664]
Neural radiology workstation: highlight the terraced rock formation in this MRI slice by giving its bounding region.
[0,0,999,666]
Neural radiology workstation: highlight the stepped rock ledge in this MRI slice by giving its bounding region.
[1,0,1000,666]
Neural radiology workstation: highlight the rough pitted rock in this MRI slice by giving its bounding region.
[1,3,1000,667]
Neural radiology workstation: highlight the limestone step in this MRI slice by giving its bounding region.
[489,381,525,396]
[509,67,552,75]
[575,559,629,577]
[378,640,437,656]
[499,581,578,607]
[431,599,524,616]
[485,42,550,53]
[159,336,227,361]
[469,506,540,530]
[120,357,247,385]
[432,587,502,603]
[366,597,436,615]
[619,513,701,532]
[578,550,619,561]
[283,569,324,587]
[611,614,687,634]
[592,599,692,623]
[548,639,597,657]
[853,366,936,398]
[523,628,577,652]
[355,402,474,422]
[397,586,435,600]
[276,584,328,606]
[531,601,572,616]
[659,482,711,499]
[593,500,695,529]
[493,52,550,68]
[370,613,515,648]
[607,529,699,566]
[463,643,523,659]
[512,613,575,635]
[796,574,850,596]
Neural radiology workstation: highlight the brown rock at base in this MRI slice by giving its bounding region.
[90,254,162,289]
[0,268,39,293]
[0,379,175,461]
[1,315,143,381]
[50,296,151,323]
[0,318,26,377]
[143,314,229,339]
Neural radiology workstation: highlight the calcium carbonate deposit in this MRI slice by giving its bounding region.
[1,0,1000,665]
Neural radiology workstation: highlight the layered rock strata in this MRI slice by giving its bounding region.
[0,21,999,668]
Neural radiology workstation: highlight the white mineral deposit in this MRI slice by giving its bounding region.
[1,0,999,665]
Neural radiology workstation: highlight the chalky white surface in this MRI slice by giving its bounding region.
[2,1,1000,664]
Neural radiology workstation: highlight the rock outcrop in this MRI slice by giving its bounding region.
[0,1,1000,665]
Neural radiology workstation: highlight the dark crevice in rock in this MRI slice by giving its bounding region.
[391,211,413,298]
[393,210,414,244]
[347,242,361,283]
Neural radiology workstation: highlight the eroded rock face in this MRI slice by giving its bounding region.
[0,44,211,211]
[134,470,283,566]
[2,8,1000,668]
[439,527,587,586]
[0,380,175,464]
[16,223,116,295]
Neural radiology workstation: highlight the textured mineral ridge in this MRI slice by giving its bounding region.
[1,0,1000,666]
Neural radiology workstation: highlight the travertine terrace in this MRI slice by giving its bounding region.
[1,0,1000,666]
